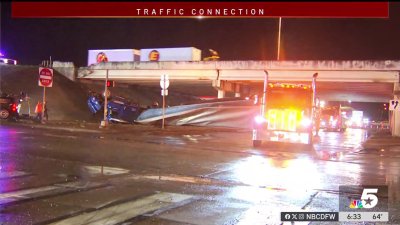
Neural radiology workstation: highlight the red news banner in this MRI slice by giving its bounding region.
[12,2,388,18]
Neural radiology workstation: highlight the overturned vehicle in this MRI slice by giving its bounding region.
[87,92,145,123]
[87,92,258,129]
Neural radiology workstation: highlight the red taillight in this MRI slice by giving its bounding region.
[11,103,17,112]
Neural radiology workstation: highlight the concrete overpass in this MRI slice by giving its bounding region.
[78,60,398,102]
[77,60,400,136]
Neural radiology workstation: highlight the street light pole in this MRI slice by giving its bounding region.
[277,17,282,60]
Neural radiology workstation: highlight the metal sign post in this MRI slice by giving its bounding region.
[42,86,46,123]
[160,74,170,129]
[38,58,53,124]
[100,69,109,128]
[162,88,166,129]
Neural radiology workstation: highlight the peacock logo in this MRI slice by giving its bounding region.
[349,200,364,209]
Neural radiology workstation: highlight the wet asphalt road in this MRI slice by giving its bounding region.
[0,122,399,225]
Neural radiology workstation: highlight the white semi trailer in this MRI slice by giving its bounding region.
[140,47,201,62]
[87,49,141,66]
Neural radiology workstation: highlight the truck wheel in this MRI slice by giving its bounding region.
[253,140,262,147]
[0,110,10,119]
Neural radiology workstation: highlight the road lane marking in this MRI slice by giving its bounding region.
[0,186,61,205]
[83,166,130,176]
[121,173,292,192]
[0,171,30,179]
[48,192,194,225]
[0,165,129,205]
[0,186,59,199]
[54,181,104,189]
[141,175,213,184]
[43,133,78,139]
[123,174,238,186]
[0,181,106,205]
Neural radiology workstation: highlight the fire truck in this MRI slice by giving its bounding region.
[320,106,346,132]
[252,72,318,147]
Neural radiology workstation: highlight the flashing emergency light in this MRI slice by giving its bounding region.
[300,118,312,127]
[268,83,311,89]
[254,115,266,124]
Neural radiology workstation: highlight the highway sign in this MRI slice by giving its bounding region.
[160,74,170,89]
[389,99,400,111]
[38,67,53,87]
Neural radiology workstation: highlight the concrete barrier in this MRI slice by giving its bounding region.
[53,61,76,81]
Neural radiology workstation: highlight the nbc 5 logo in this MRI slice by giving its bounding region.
[350,188,378,209]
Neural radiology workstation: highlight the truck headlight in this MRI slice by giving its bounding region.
[254,115,266,124]
[301,118,312,127]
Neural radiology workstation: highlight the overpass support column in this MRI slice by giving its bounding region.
[218,90,226,98]
[213,79,225,99]
[392,82,400,136]
[212,80,242,98]
[234,84,241,97]
[213,80,237,99]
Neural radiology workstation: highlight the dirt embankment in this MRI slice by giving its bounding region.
[0,65,206,121]
[1,65,94,121]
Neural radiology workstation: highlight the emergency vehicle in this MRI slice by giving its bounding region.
[0,53,17,65]
[320,106,346,132]
[252,72,318,147]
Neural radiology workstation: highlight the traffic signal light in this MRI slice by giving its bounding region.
[106,80,115,87]
[383,103,387,111]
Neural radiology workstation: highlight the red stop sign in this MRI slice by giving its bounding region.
[38,67,53,87]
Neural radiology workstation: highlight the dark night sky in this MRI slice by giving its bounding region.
[1,2,400,67]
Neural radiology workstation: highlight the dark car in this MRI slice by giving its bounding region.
[87,93,143,123]
[0,96,19,120]
[107,99,143,123]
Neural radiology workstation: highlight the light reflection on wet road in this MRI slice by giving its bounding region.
[313,128,367,160]
[0,124,398,224]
